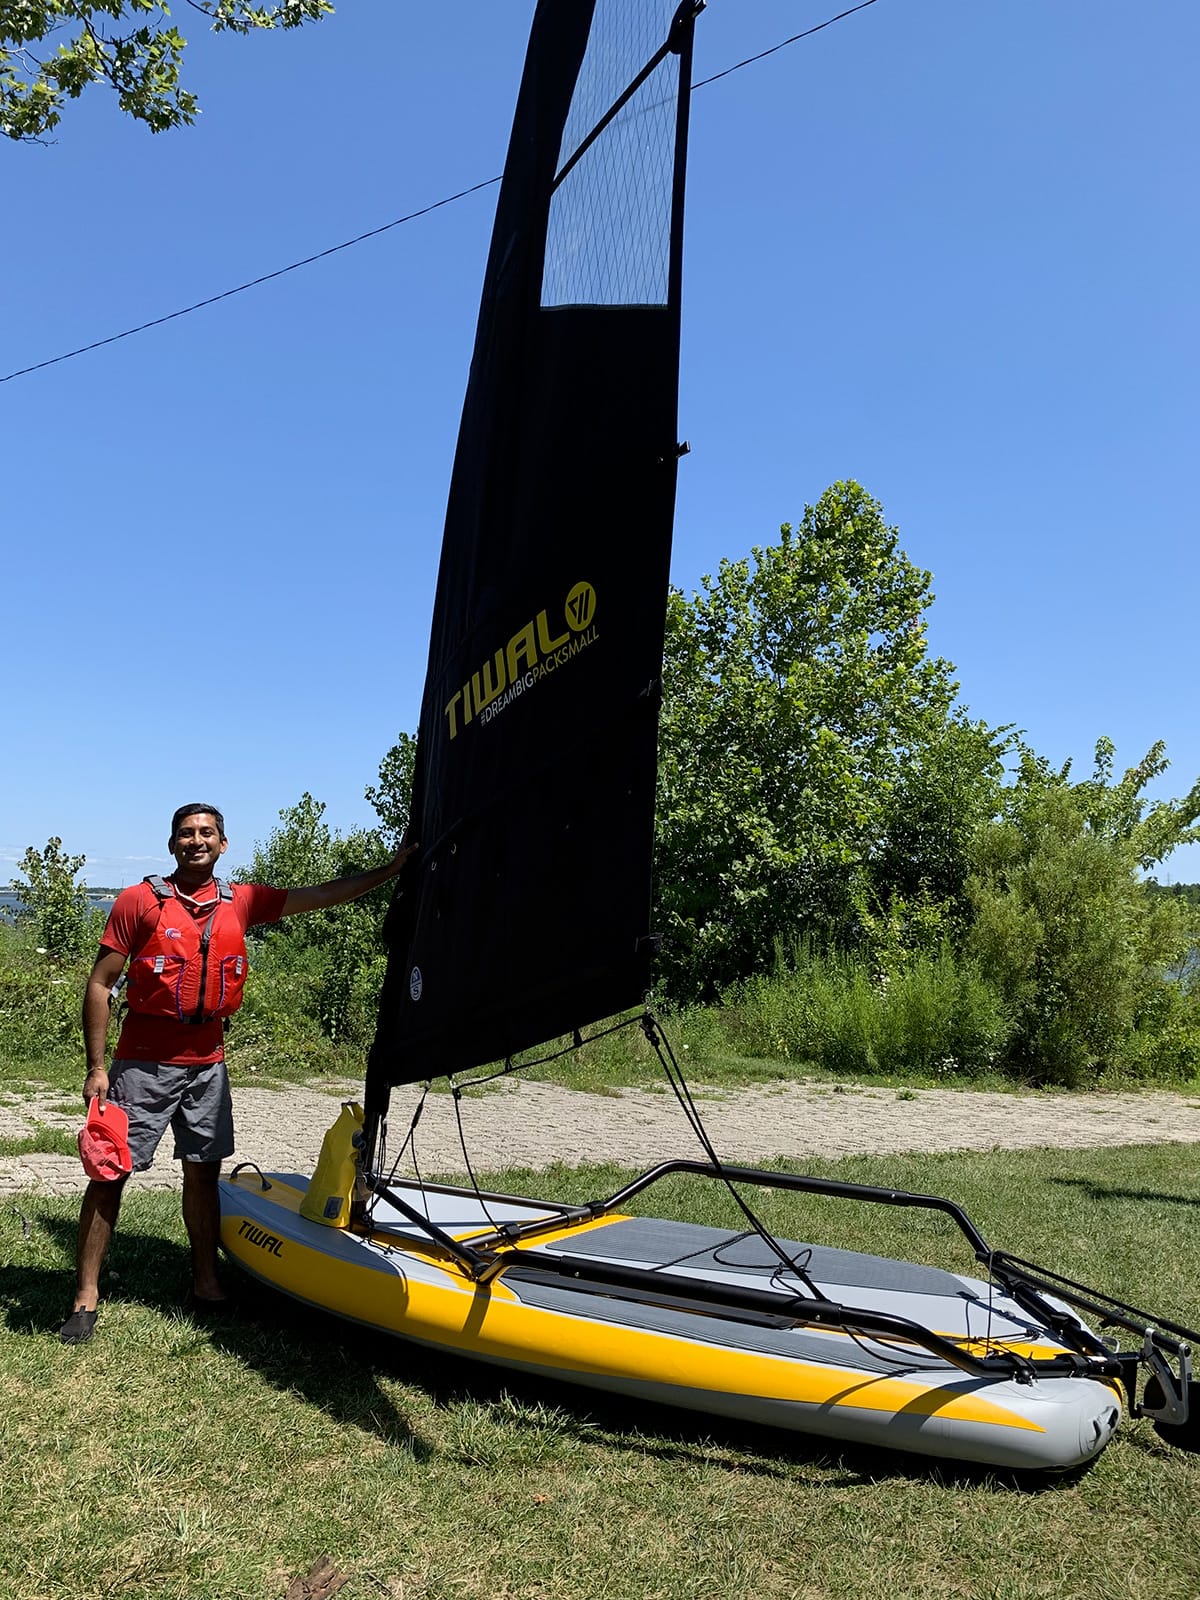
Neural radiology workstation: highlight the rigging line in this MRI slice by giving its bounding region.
[366,1114,388,1225]
[646,1015,822,1297]
[382,1084,431,1189]
[552,22,677,193]
[691,0,882,90]
[838,1323,953,1372]
[0,176,502,386]
[451,1082,503,1233]
[408,1137,432,1222]
[1,0,884,387]
[454,1012,644,1091]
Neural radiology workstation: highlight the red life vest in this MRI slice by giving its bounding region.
[123,876,248,1025]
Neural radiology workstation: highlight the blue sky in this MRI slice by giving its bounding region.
[2,0,1197,886]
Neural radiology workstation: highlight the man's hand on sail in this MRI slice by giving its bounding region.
[393,836,420,875]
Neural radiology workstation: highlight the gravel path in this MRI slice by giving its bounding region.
[4,1077,1200,1195]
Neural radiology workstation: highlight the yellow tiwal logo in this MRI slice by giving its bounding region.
[565,581,596,631]
[445,581,600,739]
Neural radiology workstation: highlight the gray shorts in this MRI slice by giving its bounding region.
[107,1058,235,1170]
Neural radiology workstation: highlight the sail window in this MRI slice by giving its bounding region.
[541,1,682,309]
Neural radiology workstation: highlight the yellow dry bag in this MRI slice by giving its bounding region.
[299,1101,365,1228]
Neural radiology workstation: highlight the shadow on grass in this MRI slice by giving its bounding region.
[448,1359,1092,1494]
[1,1204,432,1460]
[215,1279,1084,1495]
[1049,1175,1200,1210]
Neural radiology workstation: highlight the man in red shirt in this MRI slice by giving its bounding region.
[60,802,417,1345]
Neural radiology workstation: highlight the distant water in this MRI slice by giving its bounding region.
[0,889,116,925]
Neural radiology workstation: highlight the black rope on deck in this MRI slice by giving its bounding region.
[640,1011,822,1296]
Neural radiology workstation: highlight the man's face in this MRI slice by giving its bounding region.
[169,813,228,876]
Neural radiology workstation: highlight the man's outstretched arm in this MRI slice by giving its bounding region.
[280,841,419,918]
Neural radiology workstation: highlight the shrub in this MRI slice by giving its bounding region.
[718,942,1009,1079]
[230,793,395,1068]
[880,951,1009,1076]
[0,924,89,1066]
[9,838,103,960]
[966,741,1200,1085]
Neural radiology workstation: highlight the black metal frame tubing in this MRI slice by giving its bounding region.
[362,1159,1199,1391]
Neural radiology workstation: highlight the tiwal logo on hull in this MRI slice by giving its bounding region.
[444,581,599,740]
[238,1219,284,1257]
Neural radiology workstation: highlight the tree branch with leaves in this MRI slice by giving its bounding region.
[1,1,332,141]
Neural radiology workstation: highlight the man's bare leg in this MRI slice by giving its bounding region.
[74,1175,128,1310]
[61,1177,128,1341]
[181,1159,226,1302]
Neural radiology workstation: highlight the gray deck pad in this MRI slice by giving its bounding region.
[534,1216,971,1299]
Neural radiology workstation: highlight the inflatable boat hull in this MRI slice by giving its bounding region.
[220,1169,1122,1471]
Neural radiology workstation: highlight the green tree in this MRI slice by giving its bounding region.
[1145,879,1200,910]
[655,482,959,1001]
[234,793,391,1047]
[2,0,331,141]
[860,713,1011,965]
[365,731,416,845]
[966,739,1200,1085]
[10,836,102,958]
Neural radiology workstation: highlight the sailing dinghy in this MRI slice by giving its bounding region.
[221,0,1198,1472]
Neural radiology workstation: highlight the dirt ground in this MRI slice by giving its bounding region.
[4,1075,1200,1195]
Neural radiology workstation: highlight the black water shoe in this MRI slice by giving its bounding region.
[59,1307,98,1345]
[187,1292,233,1319]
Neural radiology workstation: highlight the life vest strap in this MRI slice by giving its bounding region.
[143,874,234,903]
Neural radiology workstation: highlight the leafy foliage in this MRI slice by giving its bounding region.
[720,941,1010,1079]
[655,481,960,1001]
[9,836,102,959]
[1,0,332,141]
[861,714,1011,963]
[0,921,89,1066]
[6,500,1200,1090]
[966,740,1200,1085]
[1145,879,1200,909]
[233,793,391,1054]
[364,731,416,845]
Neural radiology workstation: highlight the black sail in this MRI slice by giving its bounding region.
[367,1,698,1107]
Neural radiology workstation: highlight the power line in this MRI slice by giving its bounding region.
[0,177,502,385]
[1,1,883,387]
[692,0,880,90]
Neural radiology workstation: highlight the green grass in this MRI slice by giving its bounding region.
[0,1124,78,1158]
[0,1055,80,1096]
[3,1144,1199,1600]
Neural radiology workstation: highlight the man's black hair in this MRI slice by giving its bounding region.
[171,804,226,841]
